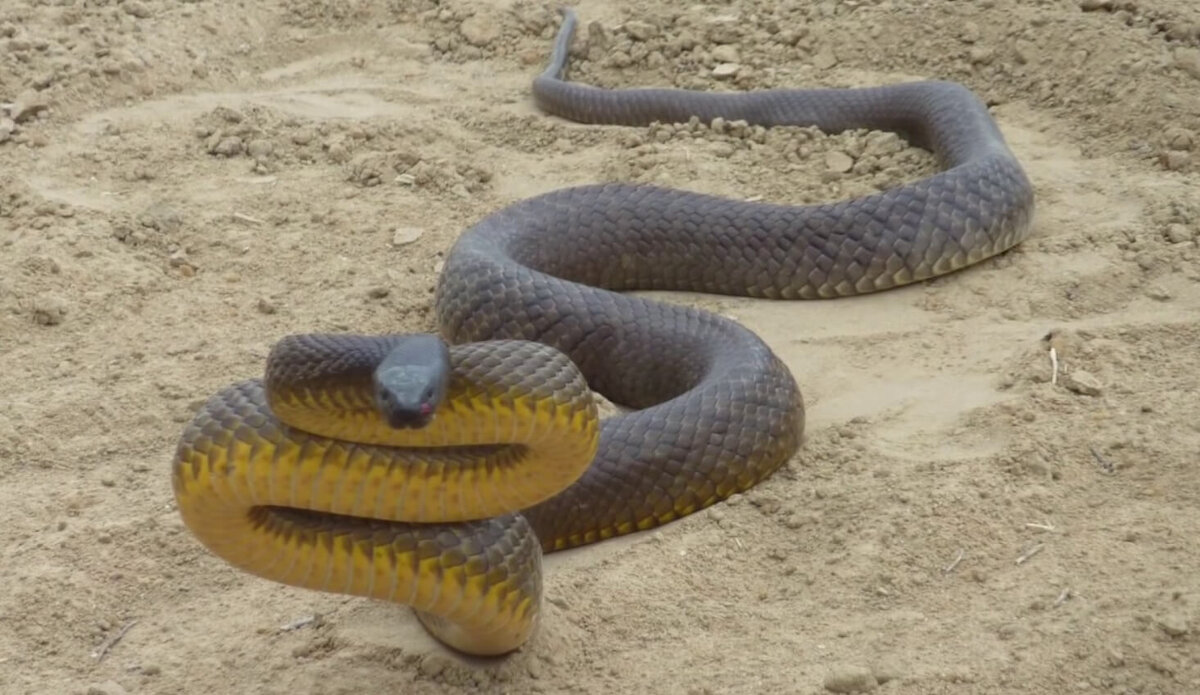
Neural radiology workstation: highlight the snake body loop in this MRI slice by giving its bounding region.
[172,8,1034,656]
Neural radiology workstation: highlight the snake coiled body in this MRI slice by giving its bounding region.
[172,9,1035,656]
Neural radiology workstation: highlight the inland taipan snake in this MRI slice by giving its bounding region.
[171,8,1035,655]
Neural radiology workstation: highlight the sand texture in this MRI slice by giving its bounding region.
[2,0,1199,693]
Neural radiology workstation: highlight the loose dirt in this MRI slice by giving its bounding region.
[2,1,1198,693]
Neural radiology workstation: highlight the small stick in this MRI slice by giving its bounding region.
[1015,543,1044,565]
[943,548,965,574]
[231,212,265,226]
[92,619,138,661]
[1025,522,1055,532]
[1049,347,1059,385]
[1054,587,1071,607]
[1089,446,1115,475]
[279,615,317,632]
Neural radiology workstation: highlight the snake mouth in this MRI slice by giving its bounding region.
[384,406,436,429]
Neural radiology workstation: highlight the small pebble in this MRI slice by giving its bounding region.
[367,286,390,299]
[705,16,741,44]
[122,1,152,18]
[711,45,739,63]
[1165,224,1192,244]
[256,297,277,315]
[418,653,449,677]
[825,150,855,173]
[1144,284,1171,301]
[1062,369,1102,396]
[31,294,68,325]
[1174,47,1200,79]
[824,665,877,693]
[210,136,243,157]
[1163,127,1194,151]
[711,63,740,80]
[1158,613,1189,638]
[1079,0,1113,10]
[969,46,994,65]
[86,681,129,695]
[812,46,838,70]
[11,89,49,123]
[392,226,425,246]
[623,20,657,41]
[460,15,501,47]
[1160,150,1191,171]
[246,139,273,160]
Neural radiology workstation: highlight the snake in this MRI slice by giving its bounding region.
[171,8,1035,656]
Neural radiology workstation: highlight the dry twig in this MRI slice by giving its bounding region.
[1015,543,1044,565]
[92,619,138,662]
[1089,446,1115,475]
[943,548,965,574]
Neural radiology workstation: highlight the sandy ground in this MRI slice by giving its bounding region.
[2,0,1199,693]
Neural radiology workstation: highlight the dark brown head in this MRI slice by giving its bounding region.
[372,334,451,429]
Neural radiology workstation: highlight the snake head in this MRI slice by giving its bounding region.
[372,334,451,429]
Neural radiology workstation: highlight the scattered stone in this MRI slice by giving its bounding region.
[711,45,739,64]
[871,662,902,685]
[122,1,152,18]
[1144,284,1171,301]
[1079,0,1113,11]
[1174,47,1200,80]
[1062,369,1102,396]
[623,20,657,41]
[367,286,390,299]
[824,665,877,693]
[825,150,855,173]
[139,202,183,234]
[256,297,277,315]
[960,21,981,43]
[812,46,838,70]
[969,46,994,65]
[391,226,425,246]
[709,141,736,158]
[1160,150,1191,171]
[10,89,49,123]
[0,118,14,143]
[209,135,243,157]
[705,16,741,44]
[1163,127,1194,151]
[1165,223,1192,244]
[711,63,740,80]
[417,653,449,678]
[30,294,68,325]
[585,21,609,55]
[246,139,273,160]
[460,15,501,47]
[292,128,316,146]
[1157,613,1189,638]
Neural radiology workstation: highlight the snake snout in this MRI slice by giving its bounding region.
[374,379,438,429]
